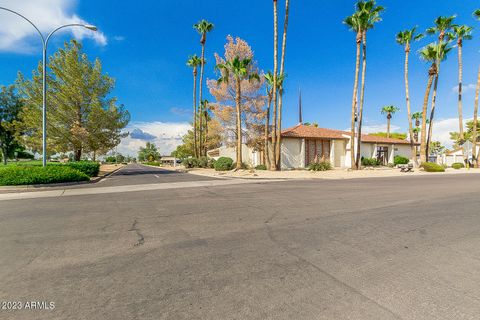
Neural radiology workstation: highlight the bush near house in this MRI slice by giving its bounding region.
[394,156,409,165]
[143,161,161,167]
[0,166,89,186]
[308,161,332,171]
[182,157,199,169]
[420,162,445,172]
[214,157,233,171]
[65,161,100,177]
[361,157,381,167]
[255,164,267,170]
[452,162,465,169]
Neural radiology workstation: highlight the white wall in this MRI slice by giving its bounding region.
[281,138,303,170]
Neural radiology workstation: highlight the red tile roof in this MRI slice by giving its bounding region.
[281,124,413,145]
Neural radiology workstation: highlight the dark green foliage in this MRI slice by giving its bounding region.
[0,166,89,186]
[452,162,465,169]
[65,161,100,177]
[214,157,233,171]
[394,155,409,165]
[208,158,216,169]
[198,156,209,168]
[255,164,267,170]
[361,157,381,166]
[421,162,445,172]
[105,156,116,163]
[183,157,199,169]
[308,161,333,171]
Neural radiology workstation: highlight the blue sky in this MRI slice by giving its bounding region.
[1,0,480,154]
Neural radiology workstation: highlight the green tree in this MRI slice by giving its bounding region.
[187,54,202,158]
[17,40,129,161]
[0,85,23,165]
[380,105,399,138]
[396,27,423,164]
[429,141,445,156]
[449,25,473,141]
[216,57,260,170]
[193,19,214,156]
[138,142,160,162]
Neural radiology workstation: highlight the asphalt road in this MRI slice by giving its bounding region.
[1,164,480,319]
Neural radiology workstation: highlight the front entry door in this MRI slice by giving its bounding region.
[306,139,330,166]
[376,146,388,166]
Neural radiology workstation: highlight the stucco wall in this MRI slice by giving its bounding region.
[281,138,303,170]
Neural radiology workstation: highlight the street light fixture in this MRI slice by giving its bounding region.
[0,7,97,167]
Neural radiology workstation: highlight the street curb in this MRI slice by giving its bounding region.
[0,165,125,192]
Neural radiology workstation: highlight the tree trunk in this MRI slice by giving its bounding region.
[199,41,206,157]
[235,76,243,170]
[193,69,198,158]
[426,68,440,158]
[387,116,391,138]
[420,69,435,163]
[1,147,7,165]
[458,41,464,141]
[270,0,279,170]
[204,109,208,155]
[74,149,82,161]
[404,45,417,166]
[92,151,96,162]
[275,0,290,170]
[264,96,272,169]
[350,33,362,170]
[472,66,480,168]
[355,31,367,169]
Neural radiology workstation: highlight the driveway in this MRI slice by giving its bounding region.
[1,173,480,319]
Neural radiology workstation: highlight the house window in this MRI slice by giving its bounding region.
[306,139,330,165]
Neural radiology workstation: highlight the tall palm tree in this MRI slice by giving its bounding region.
[275,0,290,170]
[473,66,480,168]
[381,105,400,138]
[344,12,363,169]
[216,57,260,170]
[271,0,279,170]
[193,19,214,156]
[426,42,452,157]
[356,0,384,169]
[426,16,456,43]
[396,27,424,165]
[449,25,473,141]
[187,55,202,158]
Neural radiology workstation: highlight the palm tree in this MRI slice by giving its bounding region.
[187,55,202,158]
[264,72,274,169]
[193,19,214,156]
[216,57,260,170]
[412,111,423,130]
[450,25,473,141]
[473,66,480,167]
[381,105,400,138]
[345,1,384,169]
[396,27,424,165]
[275,0,290,170]
[271,0,279,171]
[426,16,456,43]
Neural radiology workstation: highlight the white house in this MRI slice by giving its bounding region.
[207,144,262,167]
[279,124,415,170]
[441,146,480,166]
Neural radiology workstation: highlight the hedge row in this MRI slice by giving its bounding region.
[0,166,90,186]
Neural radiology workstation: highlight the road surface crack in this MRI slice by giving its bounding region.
[128,219,145,247]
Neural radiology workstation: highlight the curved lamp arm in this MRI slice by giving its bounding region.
[0,6,45,44]
[46,23,97,45]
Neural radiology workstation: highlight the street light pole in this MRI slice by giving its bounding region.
[0,7,97,167]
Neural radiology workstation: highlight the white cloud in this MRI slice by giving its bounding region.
[113,35,125,42]
[359,124,401,134]
[452,84,476,94]
[116,121,191,157]
[431,117,472,149]
[0,0,107,53]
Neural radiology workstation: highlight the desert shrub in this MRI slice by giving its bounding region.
[452,162,465,170]
[308,161,332,171]
[214,157,233,171]
[208,158,216,169]
[105,156,116,163]
[144,161,161,167]
[66,161,100,177]
[394,155,409,165]
[183,157,199,169]
[361,157,381,167]
[255,164,267,170]
[232,162,248,170]
[420,162,445,172]
[197,156,209,168]
[0,166,89,186]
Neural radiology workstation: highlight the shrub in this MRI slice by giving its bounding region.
[214,157,233,171]
[394,155,409,165]
[183,157,199,169]
[208,158,216,169]
[232,162,248,170]
[198,156,209,168]
[420,162,445,172]
[452,162,465,170]
[105,156,116,163]
[308,161,333,171]
[361,157,381,167]
[144,161,161,166]
[0,166,89,186]
[66,161,100,177]
[255,164,267,170]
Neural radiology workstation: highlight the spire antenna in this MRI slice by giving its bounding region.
[298,88,303,124]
